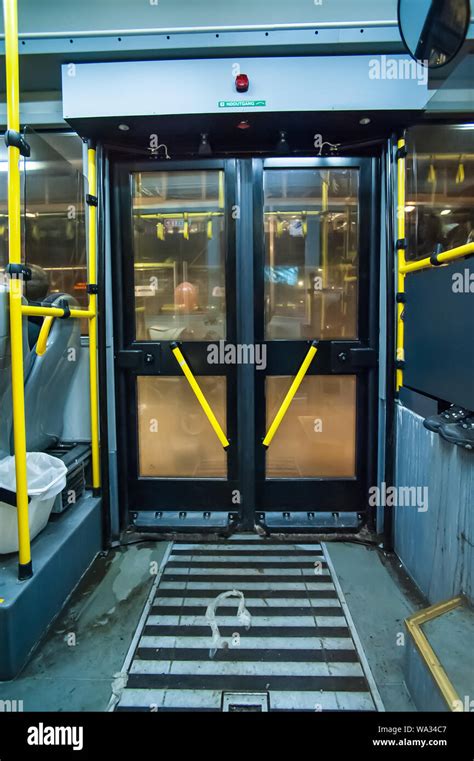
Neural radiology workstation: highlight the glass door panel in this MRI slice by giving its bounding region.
[137,376,227,478]
[255,158,377,524]
[264,168,359,340]
[132,169,226,342]
[265,375,357,478]
[116,160,237,520]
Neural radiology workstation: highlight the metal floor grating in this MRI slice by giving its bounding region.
[111,535,383,712]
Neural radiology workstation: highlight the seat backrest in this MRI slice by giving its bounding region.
[0,285,35,457]
[22,292,82,451]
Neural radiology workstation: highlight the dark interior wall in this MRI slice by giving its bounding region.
[404,259,474,409]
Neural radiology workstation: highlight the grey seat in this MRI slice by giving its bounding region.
[0,286,35,458]
[22,292,82,452]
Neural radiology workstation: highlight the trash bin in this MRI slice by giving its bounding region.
[0,452,67,554]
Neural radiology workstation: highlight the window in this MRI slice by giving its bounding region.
[22,130,88,313]
[264,168,359,340]
[405,125,474,262]
[132,170,226,342]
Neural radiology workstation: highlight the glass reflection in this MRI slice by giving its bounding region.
[406,126,474,262]
[22,130,87,310]
[137,375,227,478]
[264,168,359,340]
[266,375,357,478]
[132,170,226,341]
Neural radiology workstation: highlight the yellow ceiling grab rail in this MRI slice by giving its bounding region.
[263,340,318,448]
[170,342,230,450]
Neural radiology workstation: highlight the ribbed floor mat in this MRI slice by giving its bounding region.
[112,535,383,712]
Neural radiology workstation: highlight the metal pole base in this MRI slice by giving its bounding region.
[18,560,33,581]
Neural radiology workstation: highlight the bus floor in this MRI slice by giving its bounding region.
[0,537,418,712]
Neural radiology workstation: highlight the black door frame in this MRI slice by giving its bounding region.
[112,155,380,533]
[112,158,242,530]
[250,157,380,531]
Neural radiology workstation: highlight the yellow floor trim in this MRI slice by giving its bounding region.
[405,596,465,711]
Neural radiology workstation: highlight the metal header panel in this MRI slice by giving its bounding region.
[62,55,429,119]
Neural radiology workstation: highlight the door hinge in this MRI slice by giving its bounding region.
[116,350,142,369]
[349,347,377,368]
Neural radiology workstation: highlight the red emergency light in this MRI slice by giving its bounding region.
[235,74,249,93]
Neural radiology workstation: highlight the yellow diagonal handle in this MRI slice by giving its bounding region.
[170,343,230,450]
[36,316,54,355]
[263,341,318,448]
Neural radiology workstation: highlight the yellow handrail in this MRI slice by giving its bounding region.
[139,211,225,219]
[22,304,94,319]
[400,242,474,275]
[87,145,101,491]
[3,0,32,580]
[170,342,230,450]
[263,341,318,448]
[396,137,406,392]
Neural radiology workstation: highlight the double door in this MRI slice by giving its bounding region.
[113,157,378,532]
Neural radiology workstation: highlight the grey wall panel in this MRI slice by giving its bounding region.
[2,0,398,36]
[404,259,474,410]
[61,341,92,442]
[0,495,101,680]
[394,403,474,605]
[62,55,428,120]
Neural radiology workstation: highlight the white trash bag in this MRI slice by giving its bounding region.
[206,590,252,659]
[0,453,67,554]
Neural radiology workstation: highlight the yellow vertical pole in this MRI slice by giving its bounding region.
[3,0,33,579]
[321,174,329,335]
[396,137,406,391]
[218,170,224,209]
[87,144,101,491]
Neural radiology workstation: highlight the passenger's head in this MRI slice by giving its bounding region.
[417,211,445,255]
[25,264,49,303]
